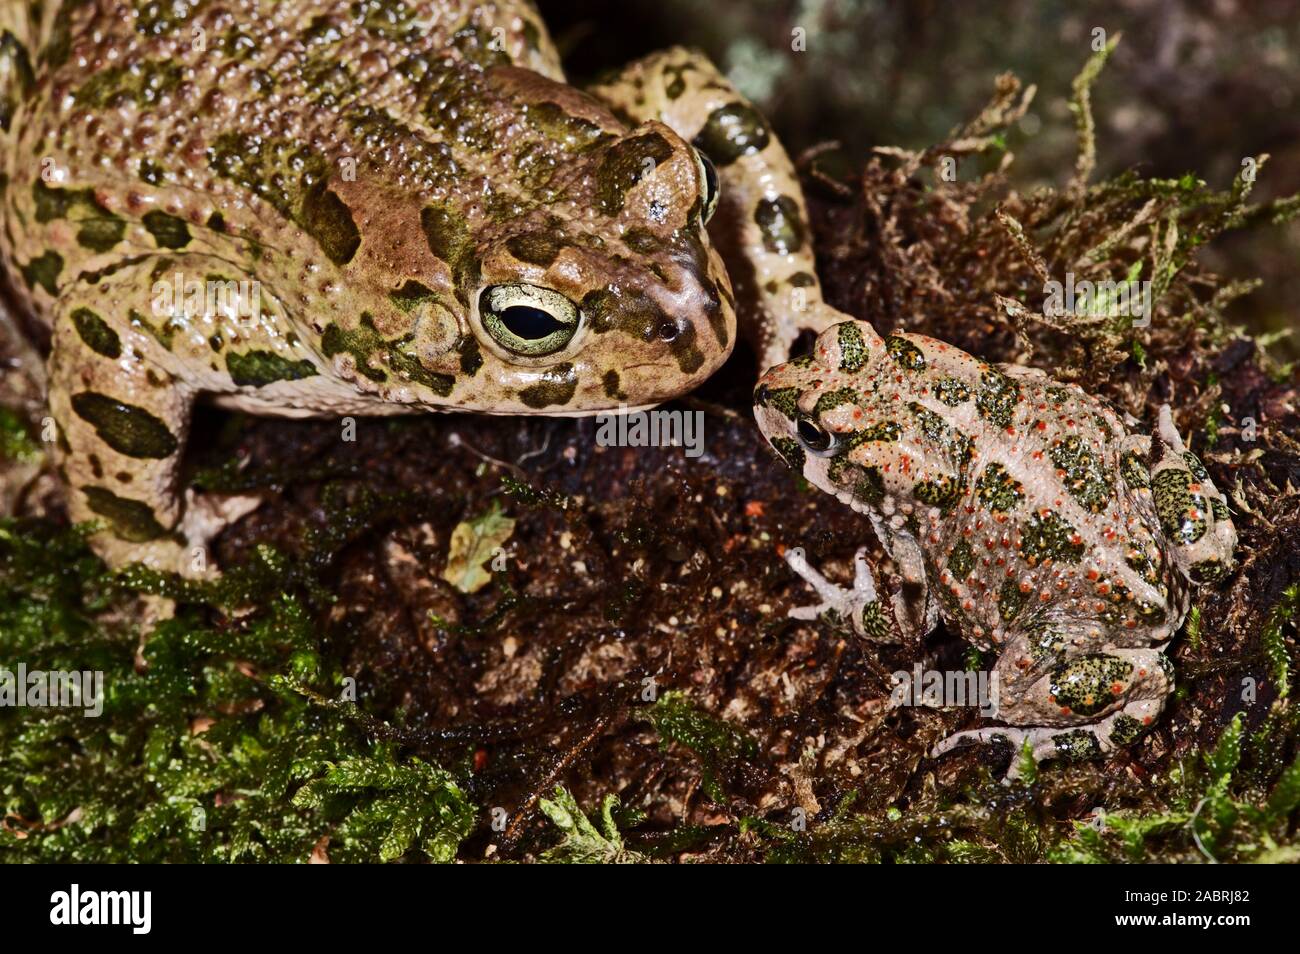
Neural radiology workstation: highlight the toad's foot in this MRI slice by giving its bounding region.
[784,546,902,642]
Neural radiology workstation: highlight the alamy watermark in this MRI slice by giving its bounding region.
[595,404,705,458]
[1043,271,1152,327]
[151,271,261,321]
[890,664,998,716]
[0,665,103,717]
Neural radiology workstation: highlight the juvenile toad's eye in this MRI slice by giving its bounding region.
[797,417,837,455]
[479,284,580,357]
[693,148,720,224]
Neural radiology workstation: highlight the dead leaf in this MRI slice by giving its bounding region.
[442,501,515,594]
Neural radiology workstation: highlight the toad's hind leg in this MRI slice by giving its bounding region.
[588,48,846,369]
[931,643,1174,780]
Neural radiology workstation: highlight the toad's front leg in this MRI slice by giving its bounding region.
[48,257,297,577]
[784,545,909,643]
[588,48,846,368]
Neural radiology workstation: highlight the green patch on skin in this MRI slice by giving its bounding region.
[457,336,482,376]
[1125,543,1160,586]
[518,363,577,409]
[759,386,801,420]
[1019,510,1084,566]
[134,0,199,36]
[1153,469,1206,544]
[662,62,692,100]
[860,421,902,442]
[301,183,360,265]
[75,59,182,108]
[1049,654,1134,717]
[389,280,437,313]
[1049,435,1114,514]
[1029,629,1066,662]
[226,350,318,387]
[595,132,674,215]
[975,462,1024,512]
[582,287,704,374]
[753,195,806,255]
[947,538,975,579]
[70,392,178,459]
[914,474,961,512]
[1211,496,1230,522]
[524,102,610,153]
[20,250,62,294]
[32,180,127,252]
[886,335,926,371]
[81,485,166,542]
[602,369,623,400]
[692,102,771,167]
[420,204,477,299]
[1053,730,1102,762]
[353,0,416,39]
[1190,559,1229,584]
[209,132,361,265]
[837,322,868,372]
[1109,714,1146,747]
[998,579,1027,623]
[769,436,805,472]
[975,368,1020,428]
[813,387,858,416]
[141,209,191,249]
[0,30,35,131]
[506,232,563,267]
[1182,451,1210,482]
[1120,450,1150,489]
[70,307,121,358]
[934,377,971,406]
[322,313,454,394]
[206,210,226,231]
[450,23,512,68]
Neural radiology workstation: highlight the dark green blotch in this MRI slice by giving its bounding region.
[813,387,858,416]
[997,579,1027,623]
[759,385,800,420]
[226,349,318,387]
[420,204,477,298]
[81,485,166,542]
[975,462,1024,512]
[595,132,674,215]
[1019,510,1084,566]
[602,369,623,400]
[935,377,972,406]
[1049,653,1134,717]
[141,209,191,249]
[389,280,436,313]
[70,392,178,459]
[754,195,806,255]
[692,102,771,166]
[457,336,482,376]
[518,363,577,409]
[139,159,164,185]
[1049,435,1113,514]
[886,335,926,371]
[947,538,975,578]
[525,101,610,153]
[506,232,563,267]
[1053,730,1102,762]
[975,368,1020,428]
[1120,450,1150,490]
[70,307,120,358]
[1109,714,1146,747]
[301,183,360,265]
[914,474,961,512]
[837,322,868,372]
[20,249,62,294]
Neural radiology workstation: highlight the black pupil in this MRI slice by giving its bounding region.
[500,305,562,340]
[701,153,718,201]
[798,418,830,449]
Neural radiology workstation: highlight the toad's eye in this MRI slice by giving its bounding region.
[479,284,580,357]
[797,417,837,455]
[694,147,720,224]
